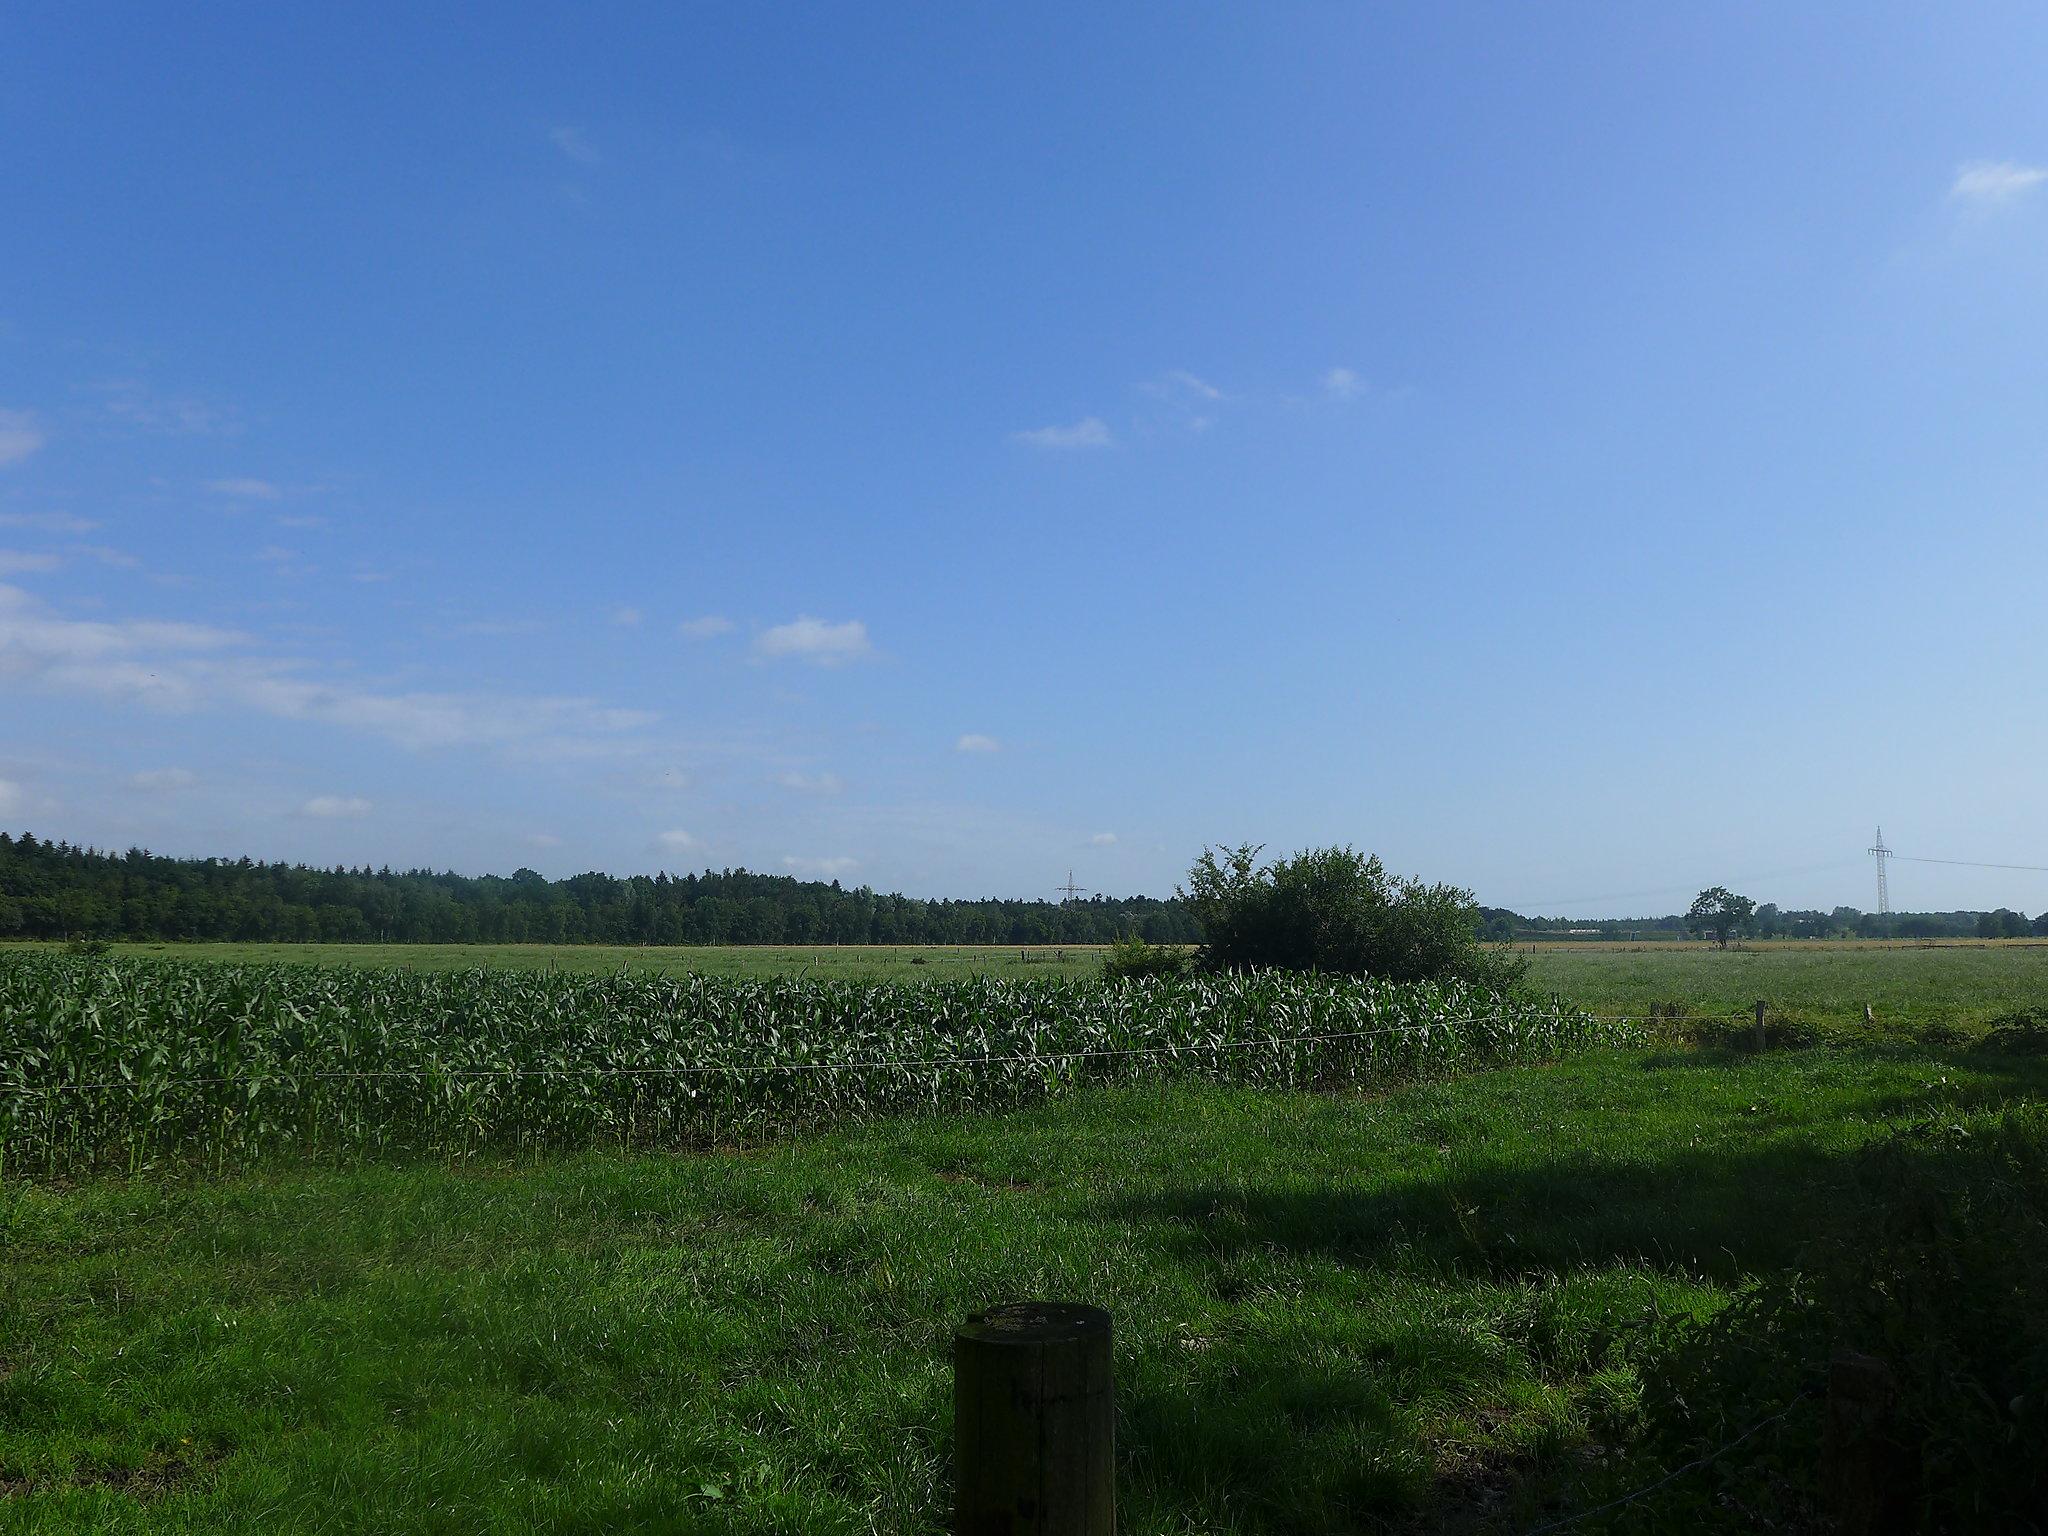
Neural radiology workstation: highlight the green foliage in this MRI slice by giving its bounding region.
[1622,1106,2048,1530]
[1685,886,1758,948]
[60,936,110,958]
[0,830,1199,947]
[1178,844,1526,990]
[1101,934,1189,982]
[0,954,1619,1174]
[1976,1007,2048,1055]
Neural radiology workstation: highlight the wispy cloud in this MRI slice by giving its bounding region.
[756,615,871,665]
[301,794,371,819]
[130,767,197,791]
[0,410,46,467]
[783,854,857,878]
[1089,831,1118,846]
[1135,371,1228,434]
[656,828,698,853]
[97,381,236,436]
[778,770,843,795]
[0,777,21,815]
[523,832,563,849]
[0,551,62,577]
[549,125,601,165]
[208,477,281,500]
[1321,366,1366,401]
[679,614,735,639]
[1012,417,1112,451]
[1951,160,2048,204]
[0,583,657,754]
[276,513,328,530]
[0,512,97,534]
[611,606,644,628]
[69,544,140,569]
[955,733,1000,754]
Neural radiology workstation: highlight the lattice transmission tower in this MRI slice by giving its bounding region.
[1867,827,1893,915]
[1055,870,1089,905]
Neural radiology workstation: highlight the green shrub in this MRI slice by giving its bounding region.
[1619,1106,2048,1529]
[1179,844,1526,990]
[1976,1008,2048,1056]
[61,937,111,959]
[1100,934,1189,982]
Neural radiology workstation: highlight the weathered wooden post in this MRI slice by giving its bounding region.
[955,1302,1114,1536]
[1754,999,1768,1052]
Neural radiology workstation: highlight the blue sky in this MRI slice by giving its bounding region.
[4,3,2047,916]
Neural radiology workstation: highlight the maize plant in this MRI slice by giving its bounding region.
[0,954,1630,1174]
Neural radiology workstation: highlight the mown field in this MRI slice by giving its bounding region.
[6,1044,2045,1532]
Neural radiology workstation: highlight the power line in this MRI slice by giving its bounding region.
[1892,853,2048,875]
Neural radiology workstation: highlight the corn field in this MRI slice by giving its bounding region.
[0,954,1631,1174]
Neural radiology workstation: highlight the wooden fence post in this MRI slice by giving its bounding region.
[1754,999,1768,1052]
[955,1302,1114,1536]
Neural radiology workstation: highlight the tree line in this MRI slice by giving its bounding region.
[0,833,1199,947]
[4,831,2042,949]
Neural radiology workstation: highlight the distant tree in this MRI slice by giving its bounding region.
[1179,843,1525,989]
[2036,911,2048,938]
[1686,887,1757,949]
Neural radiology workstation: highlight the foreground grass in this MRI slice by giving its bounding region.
[5,1045,2043,1532]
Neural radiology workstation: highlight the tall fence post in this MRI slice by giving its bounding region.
[955,1302,1114,1536]
[1754,999,1768,1052]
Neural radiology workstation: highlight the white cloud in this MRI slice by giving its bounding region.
[783,854,857,878]
[1012,417,1112,450]
[71,544,140,569]
[98,382,234,436]
[955,733,1000,753]
[611,606,643,628]
[1089,831,1118,845]
[0,583,657,754]
[778,770,843,794]
[0,512,97,534]
[1321,366,1365,401]
[1951,160,2048,204]
[0,415,48,468]
[208,477,281,500]
[129,768,197,791]
[550,125,600,165]
[656,828,699,853]
[756,615,871,665]
[523,832,564,848]
[1144,369,1222,402]
[0,411,47,467]
[276,513,328,530]
[301,794,371,818]
[679,614,735,639]
[0,777,20,815]
[0,551,62,576]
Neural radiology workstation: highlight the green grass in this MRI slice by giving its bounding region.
[1521,941,2048,1027]
[20,937,2048,1028]
[6,1044,2044,1532]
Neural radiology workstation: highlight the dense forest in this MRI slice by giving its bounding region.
[0,833,1200,946]
[2,833,2041,948]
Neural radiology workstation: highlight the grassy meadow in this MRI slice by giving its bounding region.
[24,935,2048,1026]
[8,1044,2044,1532]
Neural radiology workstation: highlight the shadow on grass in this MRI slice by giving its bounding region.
[1092,1137,1876,1286]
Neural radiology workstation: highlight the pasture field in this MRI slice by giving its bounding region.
[6,1044,2044,1532]
[14,936,2048,1026]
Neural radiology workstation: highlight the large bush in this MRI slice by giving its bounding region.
[1178,844,1526,990]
